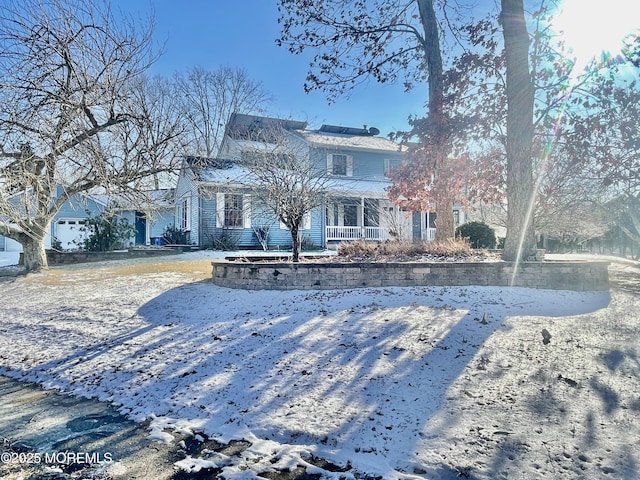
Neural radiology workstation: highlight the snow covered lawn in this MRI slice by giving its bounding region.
[1,252,639,479]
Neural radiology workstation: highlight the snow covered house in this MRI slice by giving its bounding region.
[175,113,464,250]
[0,187,175,253]
[0,187,107,252]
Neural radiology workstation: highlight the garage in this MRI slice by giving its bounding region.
[55,219,88,250]
[1,236,23,252]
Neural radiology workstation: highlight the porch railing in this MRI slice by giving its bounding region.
[422,228,436,242]
[326,226,438,242]
[326,226,401,242]
[326,226,363,240]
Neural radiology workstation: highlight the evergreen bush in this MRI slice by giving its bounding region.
[77,211,135,251]
[455,221,496,249]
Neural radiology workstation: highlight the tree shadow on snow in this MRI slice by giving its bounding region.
[3,278,611,479]
[134,283,610,478]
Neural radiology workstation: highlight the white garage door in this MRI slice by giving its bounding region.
[3,236,23,252]
[55,219,88,250]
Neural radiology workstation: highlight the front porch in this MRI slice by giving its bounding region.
[325,197,437,242]
[323,198,464,244]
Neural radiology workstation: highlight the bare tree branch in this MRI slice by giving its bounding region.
[0,0,181,271]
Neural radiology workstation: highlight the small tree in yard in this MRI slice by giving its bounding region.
[252,224,272,251]
[238,125,334,262]
[0,0,185,272]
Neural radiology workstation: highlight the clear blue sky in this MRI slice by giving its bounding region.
[115,1,640,137]
[116,0,429,137]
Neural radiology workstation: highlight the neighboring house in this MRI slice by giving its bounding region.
[0,187,175,252]
[175,113,465,250]
[104,189,176,246]
[0,187,107,252]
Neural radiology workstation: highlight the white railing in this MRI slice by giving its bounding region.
[327,226,438,242]
[364,226,395,241]
[326,226,363,240]
[422,228,437,242]
[326,226,397,241]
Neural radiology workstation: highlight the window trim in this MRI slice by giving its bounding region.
[384,158,401,175]
[179,195,191,231]
[327,154,353,177]
[216,192,251,229]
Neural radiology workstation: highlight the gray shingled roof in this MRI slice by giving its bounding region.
[299,130,404,153]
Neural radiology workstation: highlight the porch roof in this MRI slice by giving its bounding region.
[327,178,391,199]
[190,159,392,199]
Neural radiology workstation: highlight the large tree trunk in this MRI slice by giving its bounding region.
[2,218,50,272]
[416,0,444,129]
[290,226,301,263]
[434,197,455,242]
[21,236,48,272]
[18,214,50,272]
[501,0,537,262]
[417,0,456,242]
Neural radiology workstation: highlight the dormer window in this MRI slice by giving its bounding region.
[327,154,353,176]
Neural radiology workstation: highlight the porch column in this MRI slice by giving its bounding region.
[361,197,365,238]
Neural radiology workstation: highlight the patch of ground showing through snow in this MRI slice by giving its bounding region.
[0,375,183,480]
[0,252,638,479]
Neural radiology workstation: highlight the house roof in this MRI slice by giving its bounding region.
[4,186,111,208]
[225,113,308,140]
[185,156,392,199]
[104,189,176,210]
[299,130,404,154]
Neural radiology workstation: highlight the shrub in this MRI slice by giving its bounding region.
[51,237,62,251]
[77,211,135,251]
[425,238,474,256]
[162,225,188,245]
[301,235,319,251]
[337,238,473,259]
[211,228,241,251]
[455,221,496,249]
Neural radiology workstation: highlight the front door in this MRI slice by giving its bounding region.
[135,212,147,245]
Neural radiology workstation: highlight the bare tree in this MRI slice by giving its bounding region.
[125,75,189,191]
[174,66,271,158]
[0,0,182,271]
[235,123,335,262]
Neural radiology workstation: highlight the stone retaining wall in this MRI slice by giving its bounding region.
[211,260,610,291]
[44,248,180,265]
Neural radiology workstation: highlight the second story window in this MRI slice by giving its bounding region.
[384,158,402,175]
[327,154,353,176]
[333,155,347,175]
